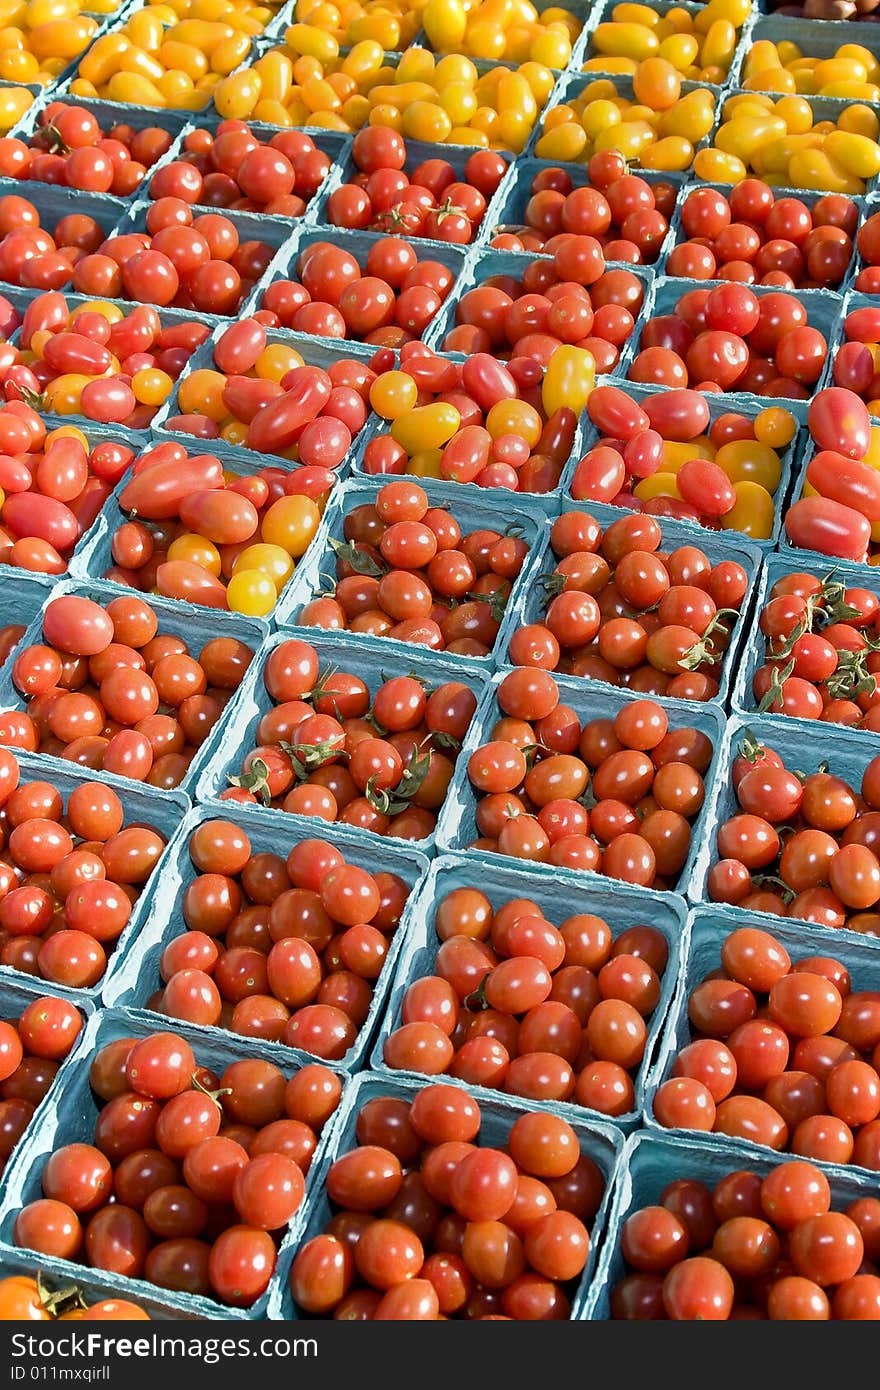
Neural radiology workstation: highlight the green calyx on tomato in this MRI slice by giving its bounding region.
[227,755,274,806]
[679,608,741,672]
[737,732,768,768]
[769,573,865,664]
[364,742,434,817]
[279,737,346,782]
[823,647,878,703]
[758,657,798,715]
[327,538,387,579]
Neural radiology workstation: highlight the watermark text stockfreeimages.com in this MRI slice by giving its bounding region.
[10,1332,317,1368]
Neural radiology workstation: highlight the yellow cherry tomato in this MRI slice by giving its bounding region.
[591,22,658,62]
[178,369,227,421]
[715,440,782,493]
[632,56,680,110]
[407,447,443,478]
[391,403,461,454]
[662,440,713,470]
[824,129,880,179]
[44,426,87,454]
[485,399,542,446]
[226,569,276,616]
[422,0,467,51]
[43,373,90,413]
[167,533,222,575]
[132,368,173,407]
[233,542,294,588]
[720,481,774,540]
[658,88,715,142]
[640,136,693,171]
[633,472,683,501]
[0,84,30,128]
[369,371,418,419]
[255,343,303,382]
[542,345,595,417]
[535,121,587,162]
[788,147,865,194]
[260,495,320,556]
[755,406,796,449]
[221,420,248,446]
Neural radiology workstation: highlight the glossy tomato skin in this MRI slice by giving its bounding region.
[785,498,870,563]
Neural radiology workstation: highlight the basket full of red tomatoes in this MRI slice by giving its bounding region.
[498,498,760,707]
[645,906,880,1170]
[269,1070,623,1321]
[731,553,880,731]
[274,476,548,667]
[194,629,487,850]
[372,848,684,1132]
[585,1128,880,1320]
[0,1006,347,1318]
[692,713,880,935]
[100,801,427,1072]
[435,665,726,893]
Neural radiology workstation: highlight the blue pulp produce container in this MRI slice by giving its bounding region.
[488,154,685,268]
[528,69,722,163]
[730,550,880,721]
[266,1068,625,1320]
[714,86,880,194]
[141,115,351,229]
[51,56,246,120]
[625,275,843,408]
[150,314,379,469]
[495,492,763,709]
[424,241,654,372]
[644,903,880,1166]
[252,224,470,351]
[0,746,186,1008]
[581,0,749,85]
[582,1126,880,1318]
[559,375,807,552]
[0,1,137,110]
[662,177,866,291]
[101,800,430,1073]
[345,356,572,518]
[370,850,689,1133]
[0,419,150,616]
[194,626,489,853]
[0,284,216,445]
[0,417,145,625]
[348,424,570,518]
[69,425,350,608]
[1,281,219,349]
[728,13,880,102]
[0,1240,199,1319]
[110,196,301,326]
[0,1005,350,1321]
[0,577,271,799]
[8,95,192,201]
[0,974,93,1199]
[434,664,727,895]
[407,0,594,72]
[315,136,515,251]
[0,177,130,290]
[687,709,880,927]
[273,473,552,668]
[0,571,54,673]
